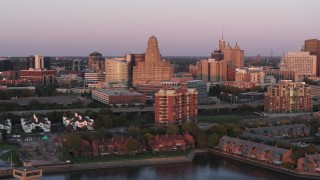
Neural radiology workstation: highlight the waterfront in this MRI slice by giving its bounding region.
[5,154,296,180]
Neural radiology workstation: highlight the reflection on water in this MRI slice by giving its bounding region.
[5,154,298,180]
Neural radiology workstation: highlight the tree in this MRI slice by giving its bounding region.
[141,133,154,141]
[95,127,108,139]
[207,124,227,136]
[64,134,82,156]
[208,133,220,148]
[208,85,222,97]
[128,125,141,136]
[281,162,296,170]
[224,123,242,137]
[182,122,202,136]
[196,132,208,148]
[125,138,139,155]
[166,124,179,135]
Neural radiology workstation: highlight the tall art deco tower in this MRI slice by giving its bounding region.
[132,36,174,86]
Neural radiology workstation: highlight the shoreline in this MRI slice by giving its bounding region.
[208,149,320,179]
[1,149,320,179]
[0,155,192,178]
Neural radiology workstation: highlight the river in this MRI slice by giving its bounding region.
[7,154,296,180]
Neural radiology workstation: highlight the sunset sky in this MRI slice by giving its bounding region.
[0,0,319,56]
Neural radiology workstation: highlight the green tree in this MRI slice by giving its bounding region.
[208,84,222,97]
[125,138,139,155]
[182,122,202,136]
[141,133,154,141]
[196,132,208,148]
[207,124,227,136]
[224,123,242,137]
[208,133,220,148]
[64,134,82,156]
[95,127,109,139]
[166,124,179,135]
[128,125,141,136]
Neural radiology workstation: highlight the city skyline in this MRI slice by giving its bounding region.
[0,0,319,56]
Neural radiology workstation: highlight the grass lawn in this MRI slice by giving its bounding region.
[66,151,189,164]
[0,149,22,167]
[197,115,245,124]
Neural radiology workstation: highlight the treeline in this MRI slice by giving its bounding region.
[0,100,83,112]
[0,85,60,100]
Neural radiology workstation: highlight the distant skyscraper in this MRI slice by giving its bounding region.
[197,36,243,83]
[73,59,84,71]
[34,54,44,69]
[88,51,105,72]
[132,36,174,86]
[303,39,320,76]
[218,36,244,68]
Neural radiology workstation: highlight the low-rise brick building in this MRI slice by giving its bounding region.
[92,89,146,106]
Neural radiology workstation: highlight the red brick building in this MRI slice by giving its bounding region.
[148,133,195,152]
[155,88,198,126]
[264,80,312,113]
[227,64,236,81]
[20,69,56,85]
[91,137,146,156]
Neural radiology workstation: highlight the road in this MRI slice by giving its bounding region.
[5,102,265,115]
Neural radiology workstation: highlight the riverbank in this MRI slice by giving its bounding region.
[0,154,192,178]
[209,149,320,179]
[2,149,320,179]
[38,156,191,173]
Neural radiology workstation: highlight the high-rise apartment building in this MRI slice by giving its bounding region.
[105,58,130,86]
[132,36,174,86]
[264,80,312,113]
[88,51,105,72]
[303,39,320,76]
[280,52,317,76]
[155,88,198,126]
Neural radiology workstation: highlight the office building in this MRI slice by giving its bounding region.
[303,39,320,75]
[20,54,56,85]
[219,37,244,68]
[197,59,227,83]
[73,59,85,71]
[132,36,174,86]
[88,51,105,72]
[280,52,317,76]
[105,58,130,86]
[92,89,146,106]
[84,72,105,84]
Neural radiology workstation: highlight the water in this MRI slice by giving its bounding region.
[6,154,296,180]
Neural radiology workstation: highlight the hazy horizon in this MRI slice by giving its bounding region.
[0,0,319,57]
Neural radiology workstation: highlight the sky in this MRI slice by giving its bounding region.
[0,0,319,57]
